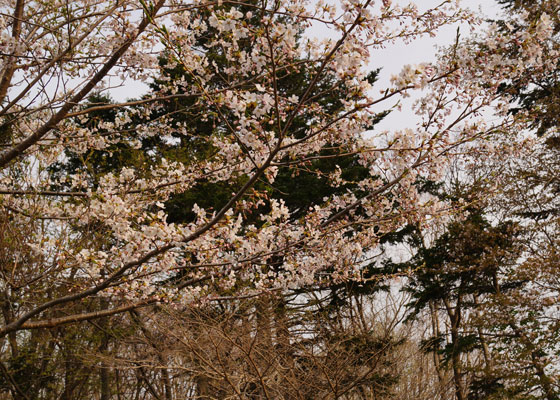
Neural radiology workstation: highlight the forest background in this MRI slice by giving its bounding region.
[0,0,559,398]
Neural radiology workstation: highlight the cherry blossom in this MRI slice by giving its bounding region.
[0,0,558,336]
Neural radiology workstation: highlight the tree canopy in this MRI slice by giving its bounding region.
[0,0,560,398]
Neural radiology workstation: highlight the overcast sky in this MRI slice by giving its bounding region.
[109,0,505,134]
[369,0,504,132]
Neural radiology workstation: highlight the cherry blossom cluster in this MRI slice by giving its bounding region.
[0,0,558,313]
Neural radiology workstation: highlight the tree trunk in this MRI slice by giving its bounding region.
[443,297,466,400]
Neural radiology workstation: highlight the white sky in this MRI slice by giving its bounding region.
[109,0,504,131]
[370,0,503,131]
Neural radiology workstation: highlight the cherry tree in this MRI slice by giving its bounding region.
[0,0,556,341]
